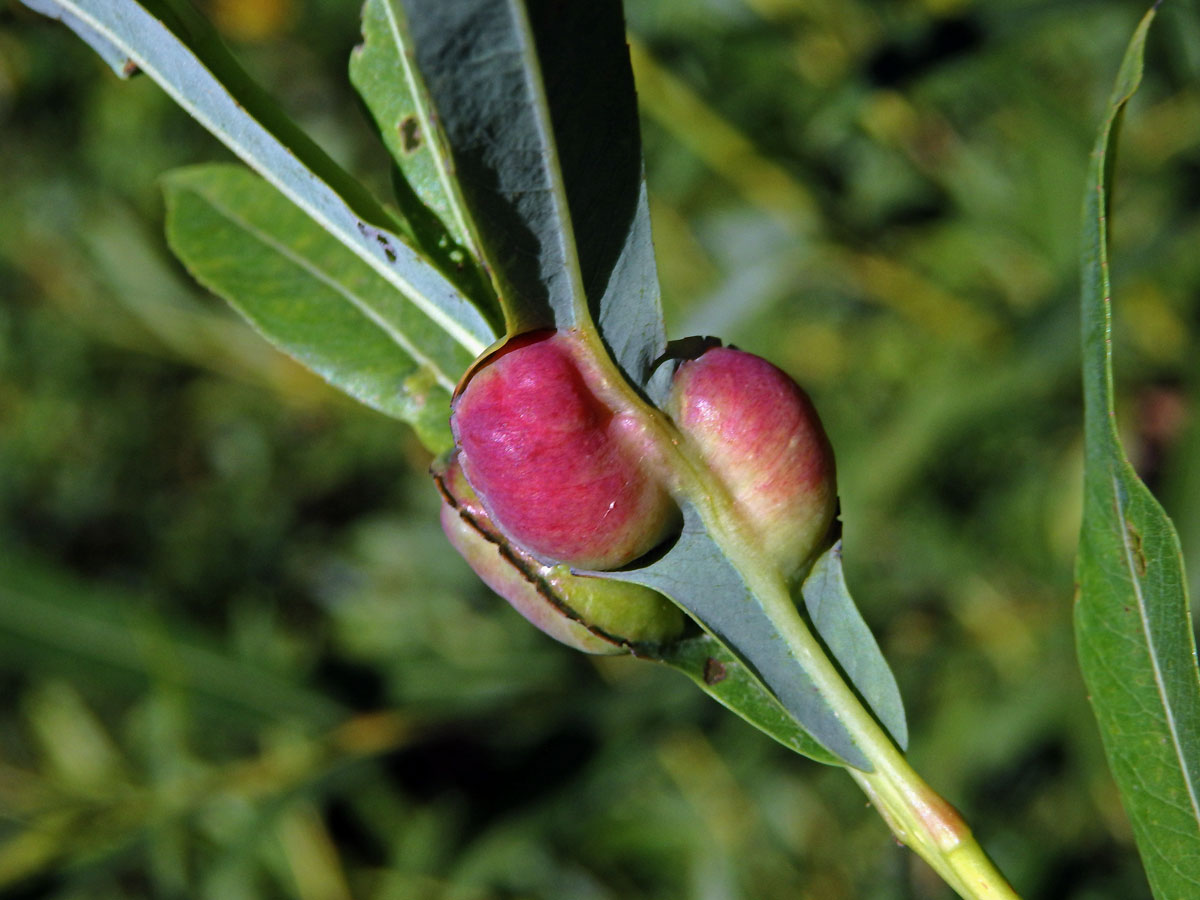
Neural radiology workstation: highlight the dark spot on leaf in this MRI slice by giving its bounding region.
[375,234,397,263]
[703,657,727,685]
[122,60,140,78]
[399,116,422,154]
[1126,523,1148,577]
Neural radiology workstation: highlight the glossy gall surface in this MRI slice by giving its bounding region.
[450,330,676,570]
[670,347,836,578]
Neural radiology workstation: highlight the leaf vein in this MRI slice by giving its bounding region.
[62,0,490,358]
[191,185,457,393]
[1113,472,1200,828]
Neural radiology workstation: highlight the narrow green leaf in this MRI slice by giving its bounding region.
[399,0,584,332]
[21,0,136,77]
[654,635,840,767]
[801,542,908,750]
[1076,9,1200,899]
[595,180,670,391]
[521,1,667,387]
[349,0,499,321]
[349,0,481,264]
[21,0,497,359]
[401,0,667,385]
[602,504,867,770]
[163,164,473,453]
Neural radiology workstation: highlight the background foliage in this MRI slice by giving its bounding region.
[2,0,1198,897]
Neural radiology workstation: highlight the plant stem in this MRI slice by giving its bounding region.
[733,550,1020,899]
[758,572,1023,900]
[680,469,1021,897]
[847,739,1021,899]
[680,477,1023,897]
[579,330,1023,900]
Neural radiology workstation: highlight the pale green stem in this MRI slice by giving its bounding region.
[767,583,1023,900]
[716,519,1023,900]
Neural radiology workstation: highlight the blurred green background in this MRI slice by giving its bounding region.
[2,0,1198,897]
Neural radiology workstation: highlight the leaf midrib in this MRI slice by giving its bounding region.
[379,0,474,253]
[59,0,490,358]
[184,182,457,393]
[1113,469,1200,829]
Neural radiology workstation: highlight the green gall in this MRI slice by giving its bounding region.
[434,453,686,654]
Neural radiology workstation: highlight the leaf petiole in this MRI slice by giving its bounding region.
[753,561,1022,900]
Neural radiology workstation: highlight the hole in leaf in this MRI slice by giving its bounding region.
[703,657,727,685]
[375,233,397,263]
[399,115,422,154]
